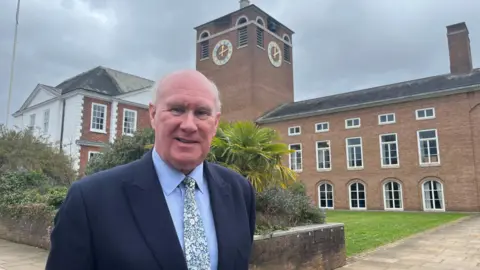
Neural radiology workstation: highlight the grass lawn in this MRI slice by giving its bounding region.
[325,210,470,257]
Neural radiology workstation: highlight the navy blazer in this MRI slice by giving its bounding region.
[45,150,256,270]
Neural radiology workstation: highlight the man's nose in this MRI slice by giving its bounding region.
[180,111,198,131]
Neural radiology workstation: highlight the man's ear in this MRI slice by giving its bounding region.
[148,103,156,129]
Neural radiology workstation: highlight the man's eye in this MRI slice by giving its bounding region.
[170,108,184,115]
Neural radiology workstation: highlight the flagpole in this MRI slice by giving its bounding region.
[6,0,21,127]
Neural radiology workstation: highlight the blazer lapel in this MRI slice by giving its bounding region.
[122,150,187,270]
[204,162,236,270]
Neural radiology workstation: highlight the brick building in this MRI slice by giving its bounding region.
[12,66,154,175]
[195,2,480,212]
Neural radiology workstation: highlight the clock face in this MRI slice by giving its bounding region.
[268,41,282,67]
[212,39,233,66]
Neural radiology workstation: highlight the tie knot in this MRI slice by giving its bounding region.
[183,176,196,189]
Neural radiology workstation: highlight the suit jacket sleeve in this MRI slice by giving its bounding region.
[248,181,256,242]
[45,181,94,270]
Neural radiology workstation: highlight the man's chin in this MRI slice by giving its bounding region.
[170,155,203,173]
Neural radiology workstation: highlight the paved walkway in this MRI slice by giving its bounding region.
[0,215,480,269]
[0,239,47,270]
[340,215,480,270]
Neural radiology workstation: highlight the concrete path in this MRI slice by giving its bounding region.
[0,216,480,270]
[340,215,480,270]
[0,239,47,270]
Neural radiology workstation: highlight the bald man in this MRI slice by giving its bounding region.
[45,70,256,270]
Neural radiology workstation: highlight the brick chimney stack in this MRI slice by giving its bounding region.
[446,22,473,74]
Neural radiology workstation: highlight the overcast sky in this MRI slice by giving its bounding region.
[1,0,480,125]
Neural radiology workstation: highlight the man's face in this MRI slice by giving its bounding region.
[149,73,220,173]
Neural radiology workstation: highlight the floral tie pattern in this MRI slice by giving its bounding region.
[183,176,211,270]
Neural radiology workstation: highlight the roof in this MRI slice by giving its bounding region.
[56,66,154,96]
[194,4,294,34]
[38,84,61,95]
[257,68,480,123]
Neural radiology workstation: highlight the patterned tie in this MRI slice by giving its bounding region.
[183,176,211,270]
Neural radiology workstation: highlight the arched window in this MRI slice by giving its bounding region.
[349,181,366,210]
[383,180,403,210]
[283,34,291,62]
[318,182,334,209]
[422,179,445,211]
[256,17,264,48]
[199,31,210,59]
[236,16,248,47]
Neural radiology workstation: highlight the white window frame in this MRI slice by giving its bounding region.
[415,107,435,120]
[316,140,331,171]
[417,129,441,166]
[346,137,363,170]
[379,133,400,168]
[90,103,108,133]
[88,151,101,161]
[378,113,395,125]
[345,117,361,129]
[348,181,367,210]
[288,143,302,172]
[29,113,36,128]
[122,108,138,136]
[288,126,301,136]
[318,182,334,209]
[43,109,50,133]
[315,122,329,133]
[421,179,445,212]
[383,180,403,211]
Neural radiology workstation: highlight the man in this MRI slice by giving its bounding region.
[45,69,256,270]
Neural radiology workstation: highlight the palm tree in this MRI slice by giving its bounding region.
[207,121,297,192]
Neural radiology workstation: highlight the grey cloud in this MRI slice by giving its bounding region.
[1,0,480,124]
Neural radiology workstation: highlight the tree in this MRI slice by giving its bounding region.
[0,125,76,185]
[207,121,297,192]
[85,128,155,175]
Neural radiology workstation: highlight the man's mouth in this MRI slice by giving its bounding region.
[175,137,197,144]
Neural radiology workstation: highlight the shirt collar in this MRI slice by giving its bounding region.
[151,148,206,196]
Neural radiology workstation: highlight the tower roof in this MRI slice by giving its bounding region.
[193,4,294,34]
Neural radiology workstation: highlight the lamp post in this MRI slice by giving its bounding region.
[5,0,21,127]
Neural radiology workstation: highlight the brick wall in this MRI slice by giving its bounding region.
[0,215,346,270]
[0,208,53,250]
[249,224,346,270]
[116,103,150,138]
[261,92,480,212]
[80,97,111,143]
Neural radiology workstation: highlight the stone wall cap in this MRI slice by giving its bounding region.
[253,222,345,240]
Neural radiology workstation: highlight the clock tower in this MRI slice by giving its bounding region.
[194,1,294,122]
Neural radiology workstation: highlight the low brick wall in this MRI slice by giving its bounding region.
[0,212,346,270]
[250,223,346,270]
[0,207,53,250]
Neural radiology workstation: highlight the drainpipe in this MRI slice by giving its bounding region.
[59,98,66,151]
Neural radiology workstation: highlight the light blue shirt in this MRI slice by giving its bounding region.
[151,149,218,270]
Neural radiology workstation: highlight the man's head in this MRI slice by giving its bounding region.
[149,69,221,174]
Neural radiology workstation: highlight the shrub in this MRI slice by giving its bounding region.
[0,125,76,185]
[207,121,297,192]
[0,171,67,209]
[255,187,325,233]
[85,128,155,175]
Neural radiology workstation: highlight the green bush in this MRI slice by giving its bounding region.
[85,128,155,175]
[0,125,76,185]
[255,187,325,234]
[0,171,67,209]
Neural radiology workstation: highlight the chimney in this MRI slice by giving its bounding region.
[239,0,250,9]
[446,22,473,74]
